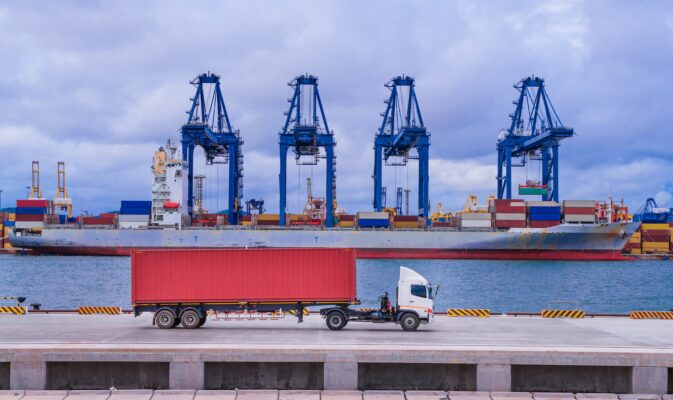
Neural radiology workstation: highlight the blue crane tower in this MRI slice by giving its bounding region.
[181,72,243,225]
[496,76,574,202]
[278,74,336,227]
[373,75,430,219]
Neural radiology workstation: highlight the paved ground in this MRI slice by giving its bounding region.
[1,314,673,351]
[0,391,670,400]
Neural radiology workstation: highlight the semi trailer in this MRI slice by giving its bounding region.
[131,248,437,331]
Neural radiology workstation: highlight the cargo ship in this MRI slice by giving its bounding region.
[9,221,638,260]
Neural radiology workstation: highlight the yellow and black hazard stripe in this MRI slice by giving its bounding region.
[77,306,122,315]
[288,308,311,316]
[447,308,490,317]
[541,309,585,319]
[630,311,673,320]
[0,306,27,315]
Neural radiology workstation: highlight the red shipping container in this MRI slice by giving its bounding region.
[623,242,641,250]
[563,207,595,215]
[494,205,526,213]
[339,215,356,222]
[393,216,419,222]
[641,230,670,242]
[16,199,49,208]
[82,216,115,225]
[240,215,252,221]
[15,214,44,222]
[257,220,280,226]
[131,248,357,304]
[529,221,560,228]
[493,199,525,206]
[432,222,453,227]
[495,220,526,228]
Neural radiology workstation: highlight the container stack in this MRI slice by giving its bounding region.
[240,215,253,226]
[82,213,116,226]
[392,215,420,229]
[492,199,526,228]
[15,199,48,230]
[527,201,561,228]
[357,211,389,228]
[640,223,670,253]
[624,228,641,254]
[338,214,356,228]
[459,212,492,228]
[3,211,15,249]
[563,200,597,224]
[256,214,281,226]
[119,201,151,229]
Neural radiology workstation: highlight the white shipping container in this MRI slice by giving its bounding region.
[461,212,492,221]
[526,201,559,207]
[357,211,389,220]
[460,219,492,228]
[119,221,148,229]
[119,214,149,223]
[495,213,526,221]
[562,200,596,207]
[564,214,596,223]
[15,221,44,229]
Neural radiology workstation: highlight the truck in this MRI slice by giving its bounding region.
[131,248,437,331]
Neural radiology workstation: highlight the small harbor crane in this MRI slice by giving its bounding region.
[29,161,41,199]
[373,76,430,219]
[181,72,243,224]
[496,76,574,202]
[278,74,336,227]
[52,161,72,217]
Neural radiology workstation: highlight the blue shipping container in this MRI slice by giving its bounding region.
[529,213,561,221]
[358,219,389,228]
[120,209,150,216]
[67,217,77,223]
[15,207,47,215]
[528,206,561,214]
[4,221,15,227]
[58,215,67,224]
[121,200,151,208]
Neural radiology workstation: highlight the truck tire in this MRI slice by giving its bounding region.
[155,309,176,329]
[400,313,420,331]
[180,309,201,329]
[197,315,207,327]
[326,311,347,331]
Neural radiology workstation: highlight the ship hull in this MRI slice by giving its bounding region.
[10,222,638,261]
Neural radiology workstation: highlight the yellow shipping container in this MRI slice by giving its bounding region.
[8,213,15,222]
[628,239,641,244]
[288,214,302,222]
[641,223,669,230]
[670,228,673,242]
[629,248,641,255]
[630,231,641,238]
[338,221,355,227]
[393,222,420,229]
[241,220,253,226]
[642,242,669,252]
[257,214,280,221]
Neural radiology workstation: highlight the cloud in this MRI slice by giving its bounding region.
[0,1,671,216]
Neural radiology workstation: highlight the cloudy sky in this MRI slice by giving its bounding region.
[0,1,672,215]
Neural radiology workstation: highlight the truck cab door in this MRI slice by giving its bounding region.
[397,267,434,319]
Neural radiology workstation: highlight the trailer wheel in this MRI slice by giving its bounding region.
[326,311,347,331]
[155,309,176,329]
[180,309,201,329]
[400,313,420,331]
[197,315,207,327]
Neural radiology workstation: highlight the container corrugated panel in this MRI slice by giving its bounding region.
[257,214,280,221]
[564,214,596,223]
[493,199,525,207]
[495,213,526,221]
[460,219,492,228]
[358,219,389,228]
[257,220,280,226]
[119,221,148,229]
[461,213,492,221]
[526,201,559,207]
[563,207,595,215]
[393,216,419,222]
[339,215,356,222]
[16,199,49,208]
[641,230,669,242]
[642,242,669,251]
[495,220,526,228]
[641,223,669,231]
[357,211,389,220]
[15,214,44,222]
[529,206,561,214]
[119,214,149,223]
[338,221,355,227]
[393,221,419,228]
[15,221,44,229]
[563,200,597,207]
[121,200,152,208]
[131,248,357,303]
[494,205,526,213]
[15,207,47,215]
[3,221,15,227]
[529,213,561,222]
[529,221,560,228]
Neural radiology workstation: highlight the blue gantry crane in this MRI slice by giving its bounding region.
[181,72,243,225]
[373,75,430,219]
[278,74,336,227]
[496,76,574,202]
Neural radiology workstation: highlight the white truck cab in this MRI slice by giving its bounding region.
[321,266,438,331]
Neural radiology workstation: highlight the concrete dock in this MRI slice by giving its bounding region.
[1,314,673,394]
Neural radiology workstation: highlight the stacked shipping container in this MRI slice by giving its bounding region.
[459,212,492,228]
[527,201,561,228]
[119,200,151,229]
[491,199,526,228]
[392,215,420,229]
[338,214,356,228]
[357,211,389,228]
[640,223,670,253]
[563,200,597,223]
[624,228,642,254]
[15,199,48,230]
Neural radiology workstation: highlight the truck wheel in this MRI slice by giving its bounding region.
[326,311,347,330]
[197,315,207,327]
[181,309,201,329]
[155,309,176,329]
[400,313,420,331]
